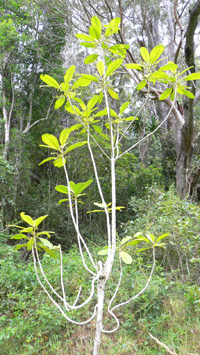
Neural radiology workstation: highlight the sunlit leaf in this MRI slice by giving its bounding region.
[59,128,70,146]
[184,73,200,81]
[150,44,164,64]
[125,63,143,70]
[66,141,87,153]
[108,89,119,99]
[27,237,35,250]
[181,88,195,99]
[75,33,94,42]
[106,59,123,77]
[156,233,169,243]
[64,65,76,83]
[120,236,132,245]
[10,234,28,240]
[39,157,56,166]
[40,74,60,89]
[39,238,53,248]
[55,97,65,109]
[34,215,48,227]
[159,88,172,100]
[91,16,102,32]
[41,134,60,150]
[84,54,99,64]
[55,185,69,194]
[137,80,146,90]
[89,24,101,40]
[97,61,105,76]
[98,248,109,255]
[140,47,150,63]
[120,101,130,115]
[20,212,34,226]
[79,42,97,48]
[120,251,132,264]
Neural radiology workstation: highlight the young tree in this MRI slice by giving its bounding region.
[11,16,200,354]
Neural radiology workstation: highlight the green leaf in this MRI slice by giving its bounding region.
[105,18,121,37]
[91,16,102,33]
[159,63,178,72]
[156,233,169,243]
[21,227,33,233]
[66,141,87,153]
[140,47,150,63]
[15,243,28,250]
[73,78,91,89]
[89,24,101,40]
[150,44,165,64]
[137,80,147,90]
[65,104,81,115]
[39,157,56,166]
[80,42,97,48]
[87,95,99,111]
[10,234,28,240]
[120,251,132,264]
[40,246,57,258]
[84,54,99,64]
[98,91,103,104]
[59,128,70,146]
[73,180,93,195]
[94,108,108,117]
[108,89,119,99]
[20,212,34,226]
[98,248,108,255]
[55,185,69,194]
[159,88,172,100]
[39,238,53,248]
[40,74,60,89]
[120,101,130,115]
[75,33,94,42]
[146,233,155,242]
[125,63,143,71]
[81,74,98,82]
[41,134,60,150]
[69,124,82,132]
[36,232,52,238]
[55,97,65,109]
[53,157,65,168]
[181,88,195,99]
[34,215,48,227]
[106,59,123,77]
[127,239,143,246]
[97,61,105,76]
[184,73,200,81]
[64,65,76,83]
[120,236,132,245]
[27,237,35,250]
[58,199,69,205]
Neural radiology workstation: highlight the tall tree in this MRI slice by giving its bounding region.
[35,0,200,197]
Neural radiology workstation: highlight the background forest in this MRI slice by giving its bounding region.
[0,0,200,354]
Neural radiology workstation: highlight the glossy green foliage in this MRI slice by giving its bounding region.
[10,213,57,257]
[55,180,93,205]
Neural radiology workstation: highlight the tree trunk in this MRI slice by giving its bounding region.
[93,277,106,355]
[176,0,200,196]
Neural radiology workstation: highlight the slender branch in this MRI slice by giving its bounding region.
[118,98,176,159]
[62,158,97,274]
[111,247,156,311]
[149,333,177,355]
[102,256,123,333]
[87,131,112,256]
[32,247,97,325]
[22,99,54,134]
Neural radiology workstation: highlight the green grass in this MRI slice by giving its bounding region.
[0,243,199,355]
